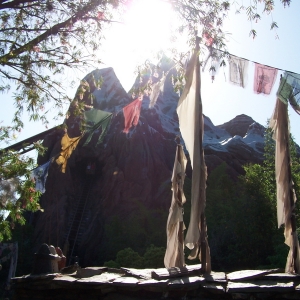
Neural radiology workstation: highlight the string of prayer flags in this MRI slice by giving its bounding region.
[253,63,278,95]
[229,57,249,88]
[30,160,51,193]
[277,72,300,115]
[123,97,143,133]
[164,144,187,268]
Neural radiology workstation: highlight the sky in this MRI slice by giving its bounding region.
[1,0,299,149]
[93,0,300,145]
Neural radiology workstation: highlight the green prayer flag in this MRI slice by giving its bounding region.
[277,72,300,115]
[83,109,112,146]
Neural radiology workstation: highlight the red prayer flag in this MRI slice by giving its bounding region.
[123,98,142,133]
[254,63,278,95]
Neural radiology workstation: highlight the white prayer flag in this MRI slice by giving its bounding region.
[270,97,300,274]
[176,48,211,272]
[164,145,187,268]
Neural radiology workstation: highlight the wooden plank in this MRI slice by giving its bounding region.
[121,268,153,280]
[112,276,140,287]
[75,273,123,285]
[167,276,204,288]
[199,282,226,294]
[227,269,281,281]
[1,125,62,154]
[138,278,168,287]
[75,266,107,278]
[203,271,226,283]
[227,280,295,293]
[265,272,300,280]
[11,273,58,282]
[151,264,202,280]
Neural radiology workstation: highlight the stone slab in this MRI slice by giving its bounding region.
[227,280,295,293]
[203,271,227,283]
[227,269,281,281]
[151,264,202,280]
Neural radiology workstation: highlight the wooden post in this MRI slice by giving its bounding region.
[195,35,211,274]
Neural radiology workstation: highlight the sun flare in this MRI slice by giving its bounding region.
[99,0,189,91]
[123,0,173,51]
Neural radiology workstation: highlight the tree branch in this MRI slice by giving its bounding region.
[0,0,105,63]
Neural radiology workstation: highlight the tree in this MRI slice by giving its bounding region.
[0,0,292,242]
[0,0,125,242]
[239,126,300,269]
[0,0,126,130]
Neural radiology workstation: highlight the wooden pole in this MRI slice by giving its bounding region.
[195,35,211,274]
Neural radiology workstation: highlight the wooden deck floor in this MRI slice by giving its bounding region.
[11,265,300,299]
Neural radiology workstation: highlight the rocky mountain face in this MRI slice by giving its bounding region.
[33,64,271,266]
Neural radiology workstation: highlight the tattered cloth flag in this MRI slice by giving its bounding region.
[30,160,51,193]
[270,96,300,274]
[277,71,300,115]
[254,63,278,95]
[0,242,18,285]
[0,178,19,206]
[164,144,187,268]
[149,74,167,108]
[229,56,249,88]
[83,108,112,146]
[7,242,18,284]
[56,133,81,173]
[123,97,142,133]
[176,47,211,272]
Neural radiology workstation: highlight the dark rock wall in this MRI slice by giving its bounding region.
[32,67,271,266]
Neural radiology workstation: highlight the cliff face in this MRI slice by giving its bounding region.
[33,66,269,266]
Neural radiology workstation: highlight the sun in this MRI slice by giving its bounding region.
[99,0,189,91]
[123,0,173,52]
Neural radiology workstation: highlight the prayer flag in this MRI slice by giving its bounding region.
[176,47,211,272]
[254,63,277,95]
[270,97,300,274]
[0,178,19,206]
[30,160,51,193]
[149,74,167,108]
[56,133,81,173]
[277,72,300,115]
[83,109,112,146]
[229,57,249,88]
[123,98,142,133]
[164,144,187,268]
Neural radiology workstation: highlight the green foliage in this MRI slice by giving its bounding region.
[143,244,166,268]
[0,147,42,242]
[204,123,300,272]
[95,197,168,265]
[0,0,120,128]
[103,245,165,269]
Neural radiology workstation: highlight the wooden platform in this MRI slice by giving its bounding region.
[11,265,300,299]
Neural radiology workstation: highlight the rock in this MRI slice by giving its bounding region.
[32,65,287,266]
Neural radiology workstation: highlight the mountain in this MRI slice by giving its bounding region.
[32,65,272,266]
